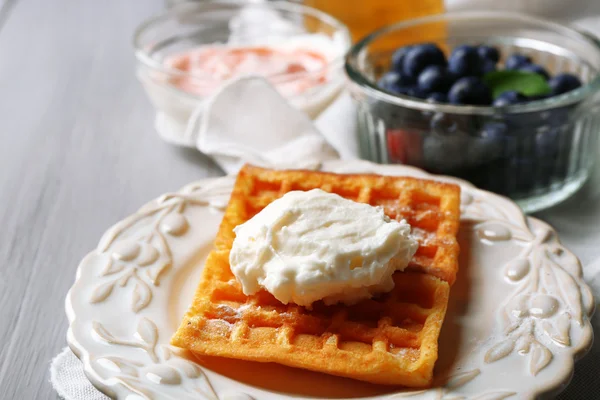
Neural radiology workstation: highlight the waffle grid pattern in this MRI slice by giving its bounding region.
[172,165,461,387]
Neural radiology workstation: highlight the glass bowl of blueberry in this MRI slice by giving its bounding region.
[345,10,600,212]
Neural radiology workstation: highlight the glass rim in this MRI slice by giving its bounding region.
[345,10,600,115]
[133,0,351,91]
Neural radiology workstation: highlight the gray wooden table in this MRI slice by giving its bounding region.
[0,0,222,398]
[0,0,599,399]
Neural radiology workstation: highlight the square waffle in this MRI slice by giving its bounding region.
[172,165,461,387]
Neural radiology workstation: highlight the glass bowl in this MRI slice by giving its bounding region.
[134,0,350,146]
[345,11,600,213]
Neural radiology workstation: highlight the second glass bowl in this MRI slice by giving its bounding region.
[346,11,600,212]
[134,1,351,146]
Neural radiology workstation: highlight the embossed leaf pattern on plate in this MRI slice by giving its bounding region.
[88,177,236,313]
[388,369,516,400]
[80,177,254,399]
[460,189,592,376]
[67,163,594,400]
[91,318,228,400]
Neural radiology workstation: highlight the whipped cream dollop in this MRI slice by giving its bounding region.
[229,189,419,307]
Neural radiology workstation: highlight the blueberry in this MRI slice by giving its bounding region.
[391,86,413,96]
[430,112,458,134]
[509,158,537,192]
[472,122,507,162]
[426,92,448,103]
[423,134,468,172]
[549,73,582,95]
[481,59,497,75]
[535,128,560,157]
[519,64,550,79]
[417,65,453,94]
[493,90,527,107]
[384,84,425,98]
[481,121,508,139]
[406,86,427,99]
[478,45,500,63]
[448,45,481,77]
[391,46,414,71]
[378,71,414,91]
[545,104,572,127]
[378,72,398,89]
[402,43,446,79]
[468,127,506,166]
[505,54,532,70]
[448,77,492,105]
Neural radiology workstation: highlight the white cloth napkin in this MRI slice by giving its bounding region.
[193,77,341,174]
[51,348,109,400]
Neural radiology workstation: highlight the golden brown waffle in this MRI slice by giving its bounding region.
[172,165,461,387]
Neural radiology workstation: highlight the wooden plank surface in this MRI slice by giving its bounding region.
[0,0,222,398]
[0,0,599,399]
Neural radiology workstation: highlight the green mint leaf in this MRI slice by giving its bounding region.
[483,70,551,99]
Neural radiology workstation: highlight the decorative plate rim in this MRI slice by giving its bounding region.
[66,160,595,400]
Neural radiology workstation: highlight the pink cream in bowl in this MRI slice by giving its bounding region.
[134,1,351,146]
[164,46,329,97]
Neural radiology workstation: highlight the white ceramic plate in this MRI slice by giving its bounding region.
[66,160,595,400]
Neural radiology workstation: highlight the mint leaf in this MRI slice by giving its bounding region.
[483,70,551,99]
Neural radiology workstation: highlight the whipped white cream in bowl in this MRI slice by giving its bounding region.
[229,189,419,307]
[133,1,351,146]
